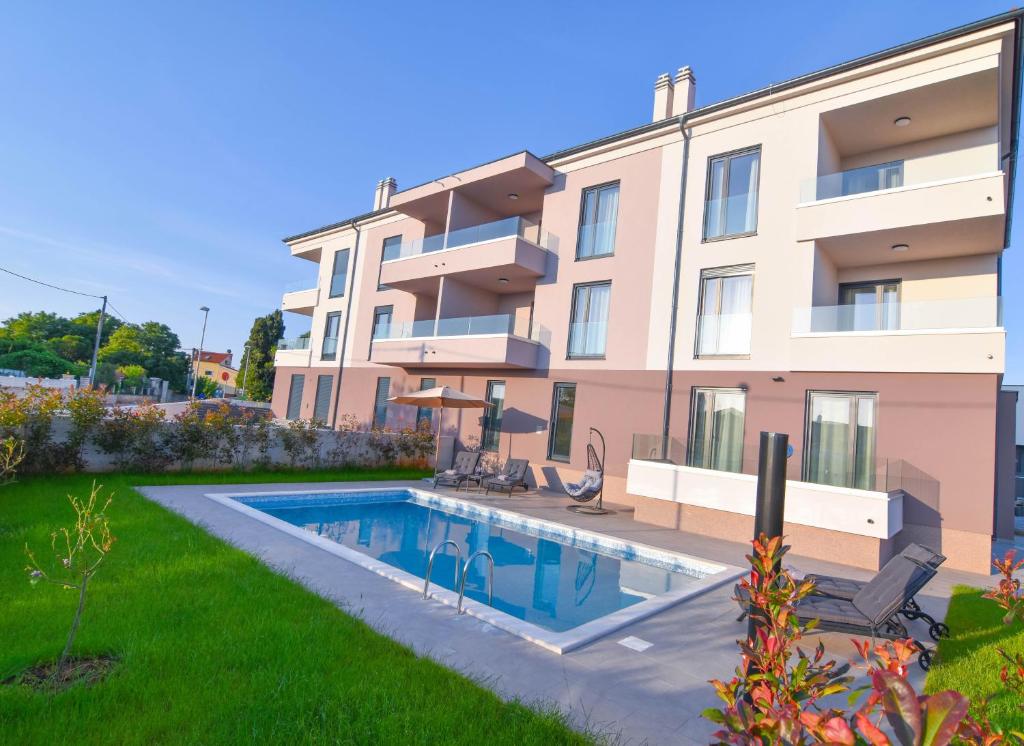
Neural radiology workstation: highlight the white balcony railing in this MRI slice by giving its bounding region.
[792,297,1002,335]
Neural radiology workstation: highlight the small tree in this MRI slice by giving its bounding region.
[0,435,25,485]
[24,483,115,681]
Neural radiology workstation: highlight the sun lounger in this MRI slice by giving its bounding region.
[484,459,530,496]
[433,451,481,489]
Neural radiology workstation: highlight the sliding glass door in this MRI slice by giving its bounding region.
[804,392,877,490]
[838,281,899,332]
[687,388,746,473]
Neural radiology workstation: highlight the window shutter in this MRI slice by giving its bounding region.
[313,375,333,422]
[286,374,305,420]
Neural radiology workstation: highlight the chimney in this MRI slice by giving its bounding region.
[651,72,674,122]
[671,66,696,116]
[373,177,398,210]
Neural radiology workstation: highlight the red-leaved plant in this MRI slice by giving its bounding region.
[704,535,1022,745]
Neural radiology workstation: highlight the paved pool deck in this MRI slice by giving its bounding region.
[138,479,1001,745]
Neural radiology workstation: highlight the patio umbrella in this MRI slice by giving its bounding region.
[388,385,491,474]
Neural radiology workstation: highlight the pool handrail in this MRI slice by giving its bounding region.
[423,539,462,599]
[457,550,494,614]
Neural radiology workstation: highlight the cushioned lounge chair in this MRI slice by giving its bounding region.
[433,451,481,489]
[803,544,949,640]
[484,458,530,496]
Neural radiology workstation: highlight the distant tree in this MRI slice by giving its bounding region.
[99,322,188,391]
[238,310,284,402]
[70,310,122,349]
[50,334,93,363]
[193,376,218,399]
[117,364,147,390]
[0,311,73,343]
[0,347,80,378]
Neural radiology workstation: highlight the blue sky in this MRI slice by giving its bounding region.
[0,1,1020,380]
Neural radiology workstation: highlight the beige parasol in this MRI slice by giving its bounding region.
[388,386,491,473]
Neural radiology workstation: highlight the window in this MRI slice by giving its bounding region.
[285,374,304,420]
[372,377,391,429]
[321,312,341,360]
[688,388,746,473]
[567,282,611,359]
[416,377,436,428]
[204,370,213,376]
[576,182,619,259]
[804,392,877,490]
[313,374,333,422]
[696,265,754,357]
[378,236,402,289]
[548,383,576,461]
[481,380,506,452]
[329,249,350,298]
[371,305,393,340]
[838,281,900,332]
[703,146,761,240]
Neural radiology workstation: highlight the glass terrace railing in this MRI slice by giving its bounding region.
[373,313,536,340]
[800,160,904,202]
[283,279,318,293]
[792,297,1002,334]
[382,216,544,261]
[277,336,311,351]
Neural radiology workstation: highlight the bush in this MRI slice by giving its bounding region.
[0,385,70,474]
[279,418,323,468]
[92,403,170,472]
[65,387,106,470]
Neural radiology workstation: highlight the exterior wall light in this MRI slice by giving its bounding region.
[891,243,910,252]
[894,116,912,127]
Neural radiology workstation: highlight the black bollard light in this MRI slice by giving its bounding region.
[747,431,789,642]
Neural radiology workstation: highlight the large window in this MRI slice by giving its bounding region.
[548,383,576,462]
[371,305,393,339]
[567,282,611,359]
[696,265,754,357]
[329,248,350,298]
[321,312,341,360]
[416,377,436,428]
[378,235,401,290]
[838,281,900,332]
[576,182,619,259]
[372,377,391,429]
[481,380,506,452]
[285,374,304,421]
[804,392,878,490]
[688,388,746,473]
[703,146,761,240]
[313,374,333,422]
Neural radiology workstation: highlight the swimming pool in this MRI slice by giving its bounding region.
[208,488,743,653]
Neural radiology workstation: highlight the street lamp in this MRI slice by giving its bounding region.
[191,306,210,400]
[239,342,252,399]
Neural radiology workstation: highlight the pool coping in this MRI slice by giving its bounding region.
[206,487,745,654]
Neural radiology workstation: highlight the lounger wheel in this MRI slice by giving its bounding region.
[928,622,950,641]
[917,648,932,671]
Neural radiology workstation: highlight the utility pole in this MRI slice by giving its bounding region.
[191,306,210,400]
[240,343,252,399]
[87,295,107,388]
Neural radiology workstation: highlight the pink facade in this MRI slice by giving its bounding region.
[272,13,1023,573]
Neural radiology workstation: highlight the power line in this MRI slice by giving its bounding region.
[0,264,106,300]
[106,301,132,325]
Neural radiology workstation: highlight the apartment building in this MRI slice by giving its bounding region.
[272,11,1022,572]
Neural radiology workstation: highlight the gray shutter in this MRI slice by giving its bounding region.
[313,375,333,422]
[286,374,305,420]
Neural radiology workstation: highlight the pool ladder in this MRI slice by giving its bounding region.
[422,540,494,615]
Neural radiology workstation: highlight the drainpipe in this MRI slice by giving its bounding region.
[329,218,362,428]
[660,118,692,460]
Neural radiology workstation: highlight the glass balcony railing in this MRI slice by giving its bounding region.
[567,321,608,358]
[372,313,536,340]
[696,313,752,356]
[382,216,545,261]
[792,297,1002,334]
[283,279,318,293]
[800,160,904,202]
[277,336,311,350]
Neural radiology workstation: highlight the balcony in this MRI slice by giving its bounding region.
[369,313,540,369]
[795,162,1005,267]
[274,336,311,367]
[791,297,1004,373]
[281,282,319,316]
[378,216,550,293]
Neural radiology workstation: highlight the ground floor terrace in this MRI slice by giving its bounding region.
[140,478,1013,745]
[272,365,1015,574]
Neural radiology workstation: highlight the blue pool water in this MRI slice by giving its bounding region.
[238,490,708,633]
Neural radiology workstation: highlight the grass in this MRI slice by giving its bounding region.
[925,585,1024,732]
[0,469,590,745]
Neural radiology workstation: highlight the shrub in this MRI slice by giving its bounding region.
[0,385,68,474]
[64,386,106,470]
[279,418,323,468]
[165,402,214,470]
[24,482,115,681]
[202,403,241,467]
[236,411,273,469]
[92,402,169,472]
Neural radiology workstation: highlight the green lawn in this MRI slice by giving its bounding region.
[925,585,1024,732]
[0,470,590,745]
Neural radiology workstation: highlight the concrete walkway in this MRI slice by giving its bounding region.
[138,480,997,745]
